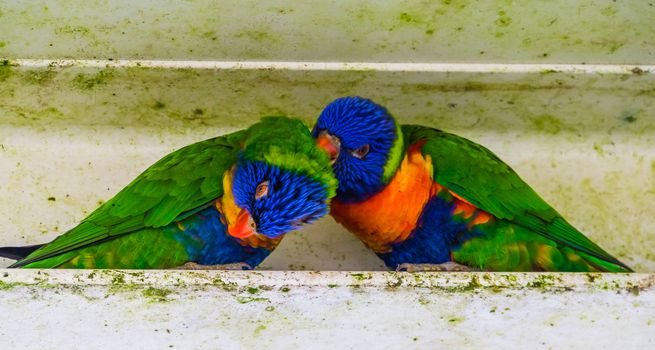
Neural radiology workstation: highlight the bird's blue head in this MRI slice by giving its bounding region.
[312,96,404,203]
[224,116,337,240]
[228,159,331,239]
[222,117,337,238]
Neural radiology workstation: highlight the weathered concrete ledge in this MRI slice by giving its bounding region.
[1,269,654,293]
[1,270,653,349]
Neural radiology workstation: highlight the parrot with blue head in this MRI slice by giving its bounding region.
[0,116,337,269]
[313,96,631,272]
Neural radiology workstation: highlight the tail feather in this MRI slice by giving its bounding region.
[0,244,45,261]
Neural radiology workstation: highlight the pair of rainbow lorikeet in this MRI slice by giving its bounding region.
[0,97,631,272]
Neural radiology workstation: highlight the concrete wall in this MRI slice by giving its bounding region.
[1,1,654,347]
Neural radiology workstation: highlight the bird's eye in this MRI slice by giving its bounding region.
[255,181,269,200]
[351,144,370,159]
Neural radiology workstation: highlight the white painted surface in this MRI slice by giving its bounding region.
[9,59,655,74]
[1,1,654,348]
[0,270,653,349]
[1,1,653,64]
[1,65,653,271]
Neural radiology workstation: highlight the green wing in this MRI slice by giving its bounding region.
[12,130,246,267]
[401,124,631,271]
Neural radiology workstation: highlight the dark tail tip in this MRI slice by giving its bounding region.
[0,244,45,261]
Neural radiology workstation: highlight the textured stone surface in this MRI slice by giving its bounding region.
[1,64,653,271]
[0,1,654,63]
[0,270,653,349]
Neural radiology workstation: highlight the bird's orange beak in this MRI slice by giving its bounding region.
[316,131,340,164]
[227,209,256,238]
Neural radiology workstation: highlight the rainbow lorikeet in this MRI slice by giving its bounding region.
[0,117,337,269]
[313,96,631,272]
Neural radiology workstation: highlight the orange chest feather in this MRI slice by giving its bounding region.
[330,146,441,253]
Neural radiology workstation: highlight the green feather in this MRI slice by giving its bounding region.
[381,123,404,184]
[23,227,191,269]
[12,132,243,268]
[242,117,338,198]
[14,117,337,268]
[401,124,631,272]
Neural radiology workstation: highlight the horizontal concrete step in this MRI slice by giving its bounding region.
[0,270,653,349]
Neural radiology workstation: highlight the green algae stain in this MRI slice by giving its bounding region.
[55,25,91,37]
[0,61,13,82]
[621,110,640,124]
[253,324,267,335]
[395,10,436,34]
[142,287,173,302]
[463,275,481,291]
[620,110,640,124]
[105,272,141,296]
[399,12,419,24]
[211,277,238,292]
[607,41,624,54]
[25,69,57,85]
[600,6,618,16]
[527,274,561,289]
[448,316,465,325]
[0,41,6,48]
[386,277,402,289]
[0,280,18,290]
[236,295,269,304]
[494,11,512,27]
[201,31,218,41]
[539,69,558,76]
[589,39,624,54]
[0,281,35,291]
[586,273,601,283]
[592,136,615,156]
[532,115,562,135]
[111,273,126,285]
[73,69,114,89]
[350,273,372,282]
[246,286,259,294]
[235,30,276,44]
[503,274,518,285]
[0,280,51,291]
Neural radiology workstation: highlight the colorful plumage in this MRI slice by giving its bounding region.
[313,96,631,272]
[0,117,337,269]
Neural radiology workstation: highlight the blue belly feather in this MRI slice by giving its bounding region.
[377,195,481,268]
[170,206,273,268]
